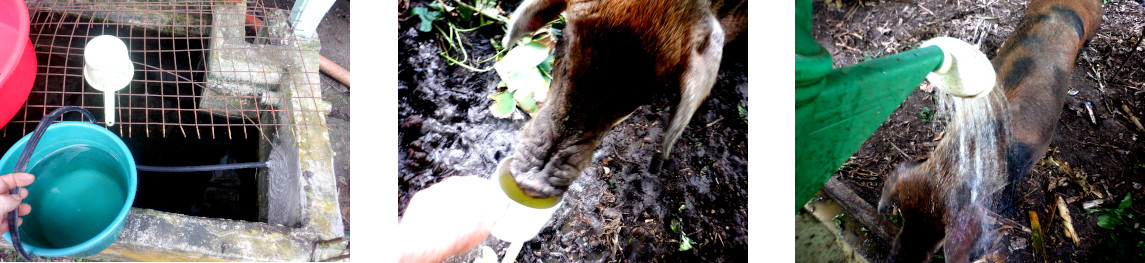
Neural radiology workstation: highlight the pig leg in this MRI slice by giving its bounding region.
[943,205,986,263]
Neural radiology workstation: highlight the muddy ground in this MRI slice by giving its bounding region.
[397,0,749,262]
[811,0,1145,262]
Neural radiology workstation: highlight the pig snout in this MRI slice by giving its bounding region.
[877,195,894,214]
[507,115,603,198]
[507,144,594,198]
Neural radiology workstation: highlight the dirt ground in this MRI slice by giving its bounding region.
[812,0,1145,261]
[397,0,748,262]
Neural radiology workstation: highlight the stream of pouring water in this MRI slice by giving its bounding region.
[934,87,1012,253]
[936,90,1011,206]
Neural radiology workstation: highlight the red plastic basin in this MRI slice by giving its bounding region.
[0,0,36,129]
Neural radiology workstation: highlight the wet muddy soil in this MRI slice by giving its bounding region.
[397,0,749,261]
[811,0,1145,261]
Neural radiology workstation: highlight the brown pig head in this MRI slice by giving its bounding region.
[501,0,730,198]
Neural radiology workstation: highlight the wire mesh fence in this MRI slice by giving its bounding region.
[4,0,325,140]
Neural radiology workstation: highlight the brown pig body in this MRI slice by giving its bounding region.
[878,0,1103,262]
[501,0,747,198]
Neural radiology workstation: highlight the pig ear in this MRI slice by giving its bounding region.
[503,0,568,49]
[662,18,725,159]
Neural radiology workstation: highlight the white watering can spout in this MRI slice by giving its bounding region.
[920,37,996,98]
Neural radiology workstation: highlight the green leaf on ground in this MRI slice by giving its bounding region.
[679,233,695,251]
[495,41,551,84]
[1098,214,1121,230]
[918,106,935,123]
[488,90,517,118]
[513,87,539,114]
[494,41,553,115]
[538,51,555,77]
[738,103,747,123]
[412,6,443,32]
[1120,193,1133,210]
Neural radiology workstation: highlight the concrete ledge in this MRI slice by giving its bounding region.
[0,208,345,261]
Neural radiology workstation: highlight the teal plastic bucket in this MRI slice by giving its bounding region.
[1,121,137,257]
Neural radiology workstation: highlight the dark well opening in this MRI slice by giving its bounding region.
[124,128,263,223]
[0,11,268,222]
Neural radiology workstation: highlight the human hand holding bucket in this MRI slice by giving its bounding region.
[1,106,137,260]
[0,172,33,232]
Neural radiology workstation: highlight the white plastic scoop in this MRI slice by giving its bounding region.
[920,37,996,98]
[83,35,134,126]
[488,158,563,263]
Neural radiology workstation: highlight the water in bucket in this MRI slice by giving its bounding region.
[21,144,129,249]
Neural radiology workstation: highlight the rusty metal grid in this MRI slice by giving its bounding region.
[3,0,325,140]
